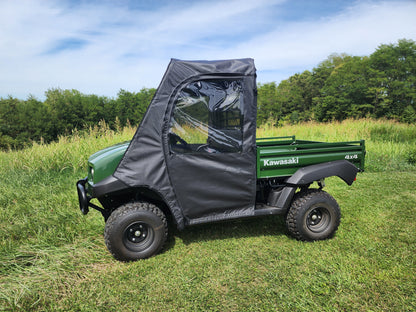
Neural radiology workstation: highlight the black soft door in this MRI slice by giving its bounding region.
[166,79,257,223]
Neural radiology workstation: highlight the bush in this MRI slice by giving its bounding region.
[405,147,416,165]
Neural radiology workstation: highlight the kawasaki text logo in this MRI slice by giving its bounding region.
[263,157,299,166]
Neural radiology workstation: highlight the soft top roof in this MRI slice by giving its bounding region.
[167,58,256,78]
[158,59,256,97]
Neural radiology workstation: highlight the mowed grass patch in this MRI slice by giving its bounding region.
[1,119,415,311]
[1,173,414,311]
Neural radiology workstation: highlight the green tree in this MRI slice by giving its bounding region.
[114,88,155,126]
[0,95,51,148]
[312,53,352,90]
[0,96,21,148]
[257,82,280,125]
[44,88,81,137]
[16,95,51,143]
[44,88,113,137]
[314,56,372,121]
[279,71,315,123]
[369,39,416,122]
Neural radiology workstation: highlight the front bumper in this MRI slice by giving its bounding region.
[76,178,113,218]
[76,178,90,214]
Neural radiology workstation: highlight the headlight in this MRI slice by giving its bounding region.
[88,166,94,182]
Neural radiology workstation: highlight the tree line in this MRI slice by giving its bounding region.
[1,39,414,150]
[257,39,416,125]
[0,88,155,149]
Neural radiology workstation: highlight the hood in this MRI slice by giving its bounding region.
[88,141,130,184]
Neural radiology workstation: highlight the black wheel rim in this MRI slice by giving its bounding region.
[306,205,331,233]
[123,222,154,251]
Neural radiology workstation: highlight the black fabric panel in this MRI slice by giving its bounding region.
[113,59,257,228]
[168,152,256,220]
[166,74,257,222]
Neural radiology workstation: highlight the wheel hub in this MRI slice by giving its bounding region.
[309,209,322,225]
[125,223,148,243]
[306,206,330,233]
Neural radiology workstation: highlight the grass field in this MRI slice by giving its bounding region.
[1,119,415,311]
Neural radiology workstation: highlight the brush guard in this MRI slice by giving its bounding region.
[76,178,106,215]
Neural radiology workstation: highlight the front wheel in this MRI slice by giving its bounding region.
[104,202,168,261]
[286,189,341,241]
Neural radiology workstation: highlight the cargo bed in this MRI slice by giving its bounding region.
[256,136,365,179]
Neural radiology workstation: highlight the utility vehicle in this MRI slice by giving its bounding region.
[77,59,365,261]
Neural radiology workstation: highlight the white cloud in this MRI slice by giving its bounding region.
[223,1,416,75]
[0,0,415,99]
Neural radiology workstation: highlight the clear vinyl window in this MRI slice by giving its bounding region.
[169,79,243,153]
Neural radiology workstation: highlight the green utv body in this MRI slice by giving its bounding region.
[77,59,365,261]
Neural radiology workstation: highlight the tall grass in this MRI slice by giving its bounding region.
[0,121,136,174]
[1,119,415,311]
[1,118,414,174]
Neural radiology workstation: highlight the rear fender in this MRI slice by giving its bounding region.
[285,159,359,186]
[274,160,359,210]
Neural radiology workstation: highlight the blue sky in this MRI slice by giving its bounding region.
[1,0,415,100]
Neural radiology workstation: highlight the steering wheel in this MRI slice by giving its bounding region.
[169,133,191,151]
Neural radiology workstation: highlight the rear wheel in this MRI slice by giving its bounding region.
[104,202,168,261]
[286,189,340,241]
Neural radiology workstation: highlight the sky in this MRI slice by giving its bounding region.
[1,0,415,100]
